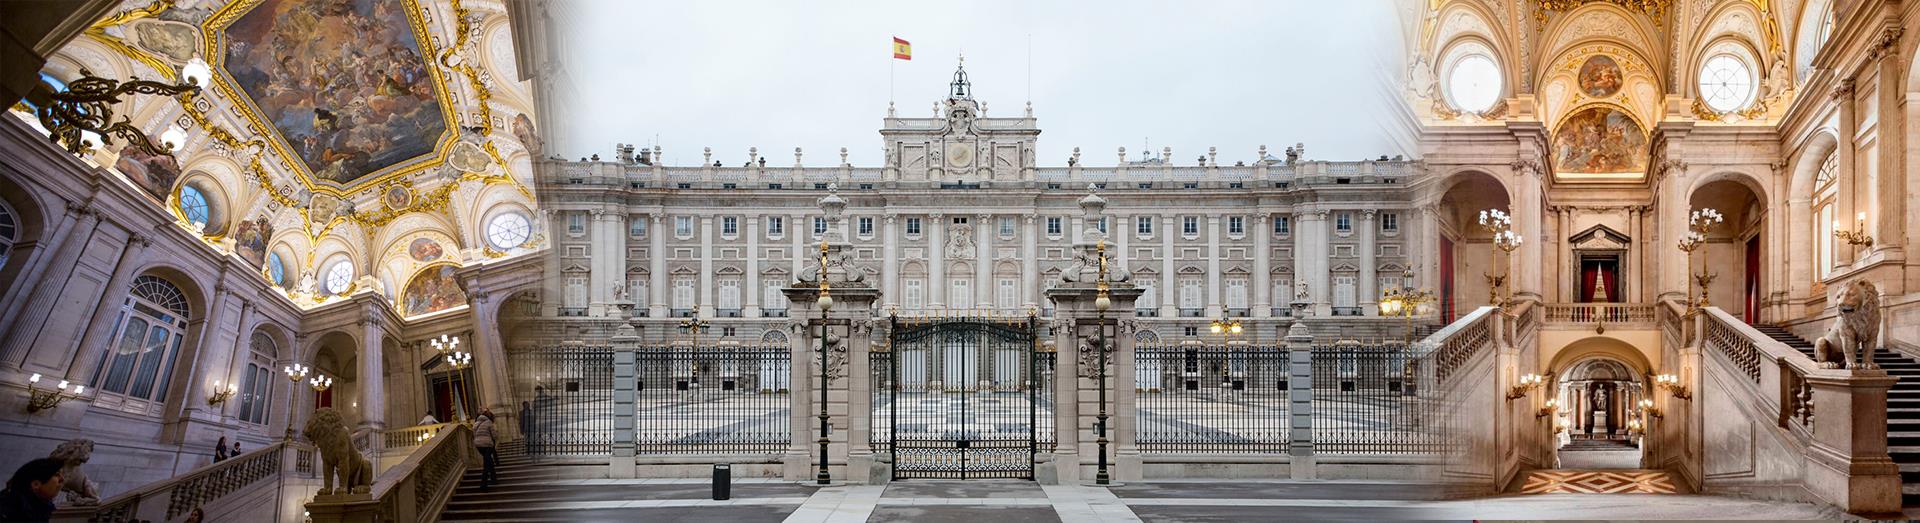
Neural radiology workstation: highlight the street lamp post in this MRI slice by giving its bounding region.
[815,240,834,485]
[1378,269,1435,346]
[282,363,311,441]
[1093,239,1113,485]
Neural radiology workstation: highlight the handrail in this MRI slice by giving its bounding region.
[55,441,308,523]
[385,422,454,450]
[1421,306,1496,384]
[307,424,471,523]
[1542,302,1656,323]
[1698,306,1822,432]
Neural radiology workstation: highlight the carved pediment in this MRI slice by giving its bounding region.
[1331,263,1359,272]
[715,266,744,275]
[1570,224,1631,251]
[1178,265,1206,275]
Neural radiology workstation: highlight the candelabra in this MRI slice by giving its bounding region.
[1378,269,1436,345]
[448,351,474,423]
[1653,373,1690,401]
[1678,208,1724,310]
[24,373,84,414]
[1638,398,1663,419]
[207,380,239,406]
[1834,211,1873,248]
[1478,209,1523,308]
[815,239,833,485]
[283,363,311,440]
[430,334,469,421]
[29,59,210,157]
[1507,373,1545,400]
[1536,398,1560,419]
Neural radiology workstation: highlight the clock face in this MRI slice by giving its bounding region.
[946,143,974,168]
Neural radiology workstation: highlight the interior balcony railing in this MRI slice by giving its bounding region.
[384,422,454,452]
[305,424,473,523]
[54,441,318,523]
[1542,302,1655,324]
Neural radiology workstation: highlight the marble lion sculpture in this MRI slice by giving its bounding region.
[303,407,373,495]
[49,439,100,505]
[1814,279,1881,370]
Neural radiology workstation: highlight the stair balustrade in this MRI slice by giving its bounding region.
[305,424,473,523]
[54,441,317,523]
[385,422,454,450]
[1543,303,1655,324]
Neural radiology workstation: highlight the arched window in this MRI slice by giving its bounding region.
[1698,53,1755,113]
[0,197,17,271]
[1813,151,1838,278]
[178,184,210,228]
[486,211,531,250]
[266,251,288,287]
[1444,51,1502,113]
[91,275,191,410]
[237,332,276,425]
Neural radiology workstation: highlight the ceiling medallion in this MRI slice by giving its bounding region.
[1534,0,1672,28]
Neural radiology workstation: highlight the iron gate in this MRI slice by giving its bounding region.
[509,345,615,459]
[881,315,1049,479]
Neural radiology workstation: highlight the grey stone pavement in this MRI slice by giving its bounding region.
[433,477,1866,522]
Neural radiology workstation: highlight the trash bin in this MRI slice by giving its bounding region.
[712,463,731,500]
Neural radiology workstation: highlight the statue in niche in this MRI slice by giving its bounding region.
[1061,246,1130,284]
[946,223,974,260]
[611,281,628,301]
[1295,280,1311,302]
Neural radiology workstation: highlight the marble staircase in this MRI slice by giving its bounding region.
[1752,323,1920,507]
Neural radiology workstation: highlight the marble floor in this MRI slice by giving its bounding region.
[436,477,1872,521]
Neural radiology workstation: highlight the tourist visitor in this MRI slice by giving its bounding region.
[213,436,229,463]
[231,441,241,457]
[181,507,205,523]
[473,410,498,490]
[517,401,534,447]
[418,412,440,425]
[0,458,65,522]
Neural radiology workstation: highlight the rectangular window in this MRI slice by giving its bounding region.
[1137,283,1157,310]
[1380,212,1398,232]
[721,216,738,236]
[999,217,1015,237]
[763,278,787,309]
[628,278,647,306]
[568,213,585,235]
[1098,217,1109,234]
[904,279,924,309]
[1378,275,1402,300]
[721,183,737,190]
[768,183,783,190]
[1046,217,1062,236]
[1137,217,1154,236]
[1276,216,1291,236]
[906,217,922,236]
[1336,212,1352,233]
[996,279,1017,309]
[858,217,874,236]
[1138,183,1153,189]
[673,278,695,309]
[1179,278,1203,309]
[1226,279,1249,309]
[949,279,971,309]
[813,217,827,236]
[565,275,587,307]
[674,216,693,237]
[767,216,785,237]
[629,218,648,238]
[717,279,741,310]
[1228,216,1245,235]
[1183,216,1199,236]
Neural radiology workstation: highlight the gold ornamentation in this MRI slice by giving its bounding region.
[1534,0,1672,28]
[90,0,176,30]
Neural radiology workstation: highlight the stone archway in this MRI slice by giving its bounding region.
[1435,170,1513,321]
[1544,337,1654,470]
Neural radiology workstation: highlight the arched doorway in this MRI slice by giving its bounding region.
[1551,356,1646,469]
[310,331,360,424]
[1687,176,1765,321]
[1435,170,1512,321]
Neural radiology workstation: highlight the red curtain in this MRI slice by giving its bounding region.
[1580,264,1599,303]
[1745,238,1761,322]
[315,387,333,409]
[1440,236,1455,322]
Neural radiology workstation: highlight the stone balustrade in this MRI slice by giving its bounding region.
[1542,302,1655,324]
[305,424,472,523]
[54,441,314,523]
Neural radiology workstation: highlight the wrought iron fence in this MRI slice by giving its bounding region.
[510,345,615,459]
[1310,343,1446,454]
[634,344,792,453]
[1135,343,1290,452]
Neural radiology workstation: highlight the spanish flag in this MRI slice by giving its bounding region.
[892,37,911,60]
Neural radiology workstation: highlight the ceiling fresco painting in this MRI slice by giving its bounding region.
[214,0,453,187]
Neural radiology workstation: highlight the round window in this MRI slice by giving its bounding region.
[323,259,354,295]
[267,252,287,286]
[1698,54,1754,113]
[487,212,531,250]
[1446,54,1502,113]
[179,185,210,228]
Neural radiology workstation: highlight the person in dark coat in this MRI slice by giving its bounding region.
[518,401,534,449]
[213,436,229,463]
[0,458,65,522]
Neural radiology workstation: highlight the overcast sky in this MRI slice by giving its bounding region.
[547,0,1410,167]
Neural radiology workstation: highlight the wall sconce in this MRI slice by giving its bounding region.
[1507,373,1545,400]
[207,380,239,406]
[1654,373,1691,400]
[25,373,84,413]
[1553,419,1569,434]
[1835,212,1873,248]
[1536,398,1559,418]
[1627,418,1644,434]
[1639,398,1663,418]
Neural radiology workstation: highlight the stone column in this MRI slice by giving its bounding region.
[1046,283,1144,483]
[0,202,83,357]
[779,284,878,483]
[587,210,613,314]
[1160,214,1176,318]
[1206,215,1222,317]
[1872,41,1904,261]
[977,213,992,309]
[1254,215,1272,318]
[1285,316,1315,479]
[1305,210,1332,316]
[1360,210,1378,315]
[0,204,97,366]
[791,213,806,280]
[1801,369,1901,513]
[928,213,945,309]
[466,291,512,422]
[746,216,762,316]
[173,285,238,426]
[1418,206,1439,292]
[649,214,667,318]
[1833,79,1858,268]
[1510,163,1546,303]
[358,311,387,431]
[883,214,900,310]
[1115,215,1130,291]
[1023,214,1040,309]
[699,216,714,313]
[609,325,638,478]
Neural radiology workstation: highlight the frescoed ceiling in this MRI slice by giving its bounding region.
[20,0,545,317]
